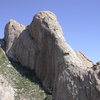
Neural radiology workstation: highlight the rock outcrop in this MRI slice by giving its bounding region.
[3,11,100,100]
[4,20,25,59]
[0,47,49,100]
[0,39,5,50]
[0,75,14,100]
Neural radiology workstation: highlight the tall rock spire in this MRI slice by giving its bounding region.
[4,11,100,100]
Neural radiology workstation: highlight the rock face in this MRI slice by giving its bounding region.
[4,20,25,59]
[4,11,100,100]
[0,39,5,49]
[75,51,93,69]
[0,47,48,100]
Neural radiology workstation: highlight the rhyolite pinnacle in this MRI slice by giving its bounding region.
[4,11,100,100]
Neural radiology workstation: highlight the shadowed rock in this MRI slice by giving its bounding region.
[4,11,100,100]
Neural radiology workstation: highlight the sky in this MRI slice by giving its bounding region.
[0,0,100,63]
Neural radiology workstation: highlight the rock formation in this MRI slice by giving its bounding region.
[0,47,49,100]
[4,20,25,59]
[0,75,15,100]
[3,11,100,100]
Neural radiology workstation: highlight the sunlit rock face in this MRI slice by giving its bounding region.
[4,20,25,60]
[0,75,15,100]
[4,11,100,100]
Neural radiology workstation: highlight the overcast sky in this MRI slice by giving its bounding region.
[0,0,100,63]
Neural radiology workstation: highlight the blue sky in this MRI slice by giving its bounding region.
[0,0,100,63]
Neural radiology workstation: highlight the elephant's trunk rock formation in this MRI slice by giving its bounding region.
[4,11,100,100]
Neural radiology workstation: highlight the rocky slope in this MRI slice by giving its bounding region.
[1,11,100,100]
[0,47,52,100]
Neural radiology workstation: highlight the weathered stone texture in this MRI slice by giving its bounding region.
[0,75,14,100]
[4,20,25,59]
[4,11,100,100]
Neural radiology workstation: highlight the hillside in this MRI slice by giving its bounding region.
[0,47,52,100]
